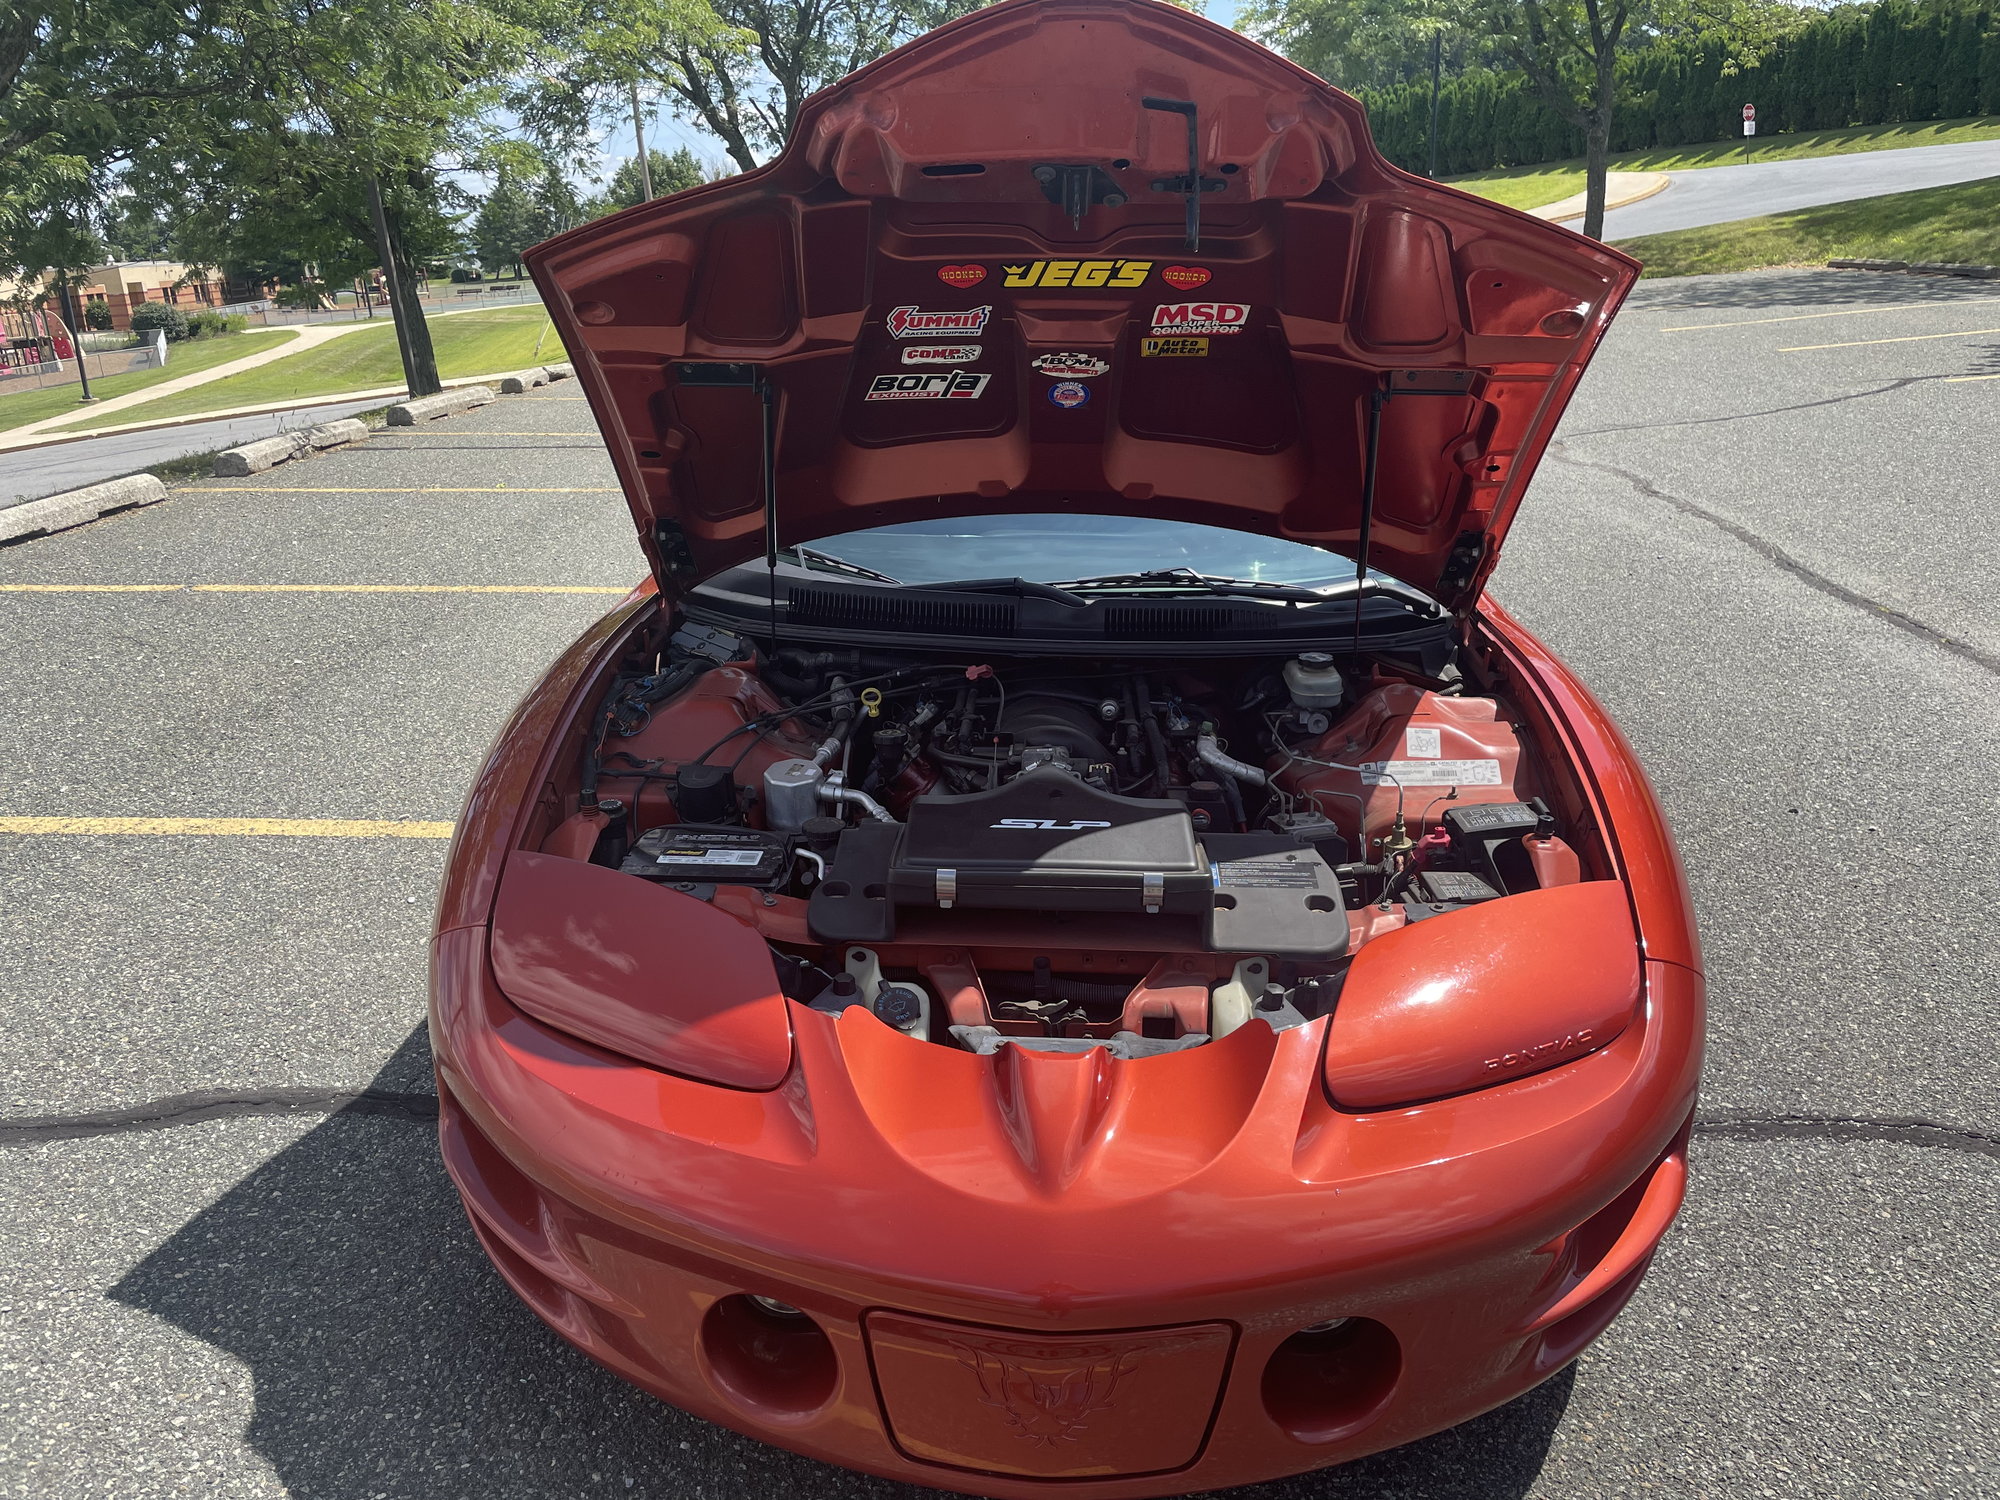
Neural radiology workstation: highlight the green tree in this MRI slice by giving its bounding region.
[584,145,709,216]
[531,166,583,238]
[475,170,541,276]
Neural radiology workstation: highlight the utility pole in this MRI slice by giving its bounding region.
[631,83,653,201]
[1427,32,1443,179]
[59,278,96,403]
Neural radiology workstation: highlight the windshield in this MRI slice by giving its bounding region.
[798,515,1403,592]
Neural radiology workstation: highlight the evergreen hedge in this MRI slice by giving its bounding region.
[1360,0,2000,175]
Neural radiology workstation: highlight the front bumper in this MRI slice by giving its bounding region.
[431,926,1700,1497]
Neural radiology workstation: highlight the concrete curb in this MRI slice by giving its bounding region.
[0,473,167,545]
[498,368,549,394]
[387,386,497,425]
[1530,171,1674,224]
[542,362,574,381]
[1829,257,2000,278]
[212,418,369,477]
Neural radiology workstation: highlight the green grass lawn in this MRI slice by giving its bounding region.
[1615,175,2000,277]
[0,330,297,435]
[50,305,557,430]
[1446,115,2000,211]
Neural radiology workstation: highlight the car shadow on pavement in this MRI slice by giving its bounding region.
[111,1028,1573,1500]
[1624,266,2000,312]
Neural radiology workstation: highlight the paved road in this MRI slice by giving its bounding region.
[0,270,1995,1498]
[0,398,389,507]
[1601,138,2000,238]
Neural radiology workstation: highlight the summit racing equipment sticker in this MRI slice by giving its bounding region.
[1001,259,1152,289]
[866,371,992,401]
[1030,352,1110,379]
[1046,380,1090,409]
[902,343,981,365]
[1151,302,1249,335]
[1141,336,1208,357]
[887,305,991,338]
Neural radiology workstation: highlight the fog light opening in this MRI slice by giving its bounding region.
[1261,1316,1400,1445]
[699,1294,838,1420]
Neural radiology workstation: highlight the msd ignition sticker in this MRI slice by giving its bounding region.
[1357,759,1502,787]
[1046,380,1091,409]
[866,371,992,401]
[1141,337,1208,357]
[1001,259,1153,288]
[887,305,991,338]
[1151,302,1249,335]
[1030,352,1110,379]
[901,344,981,365]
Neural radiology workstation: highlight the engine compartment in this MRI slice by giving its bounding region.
[532,615,1596,1059]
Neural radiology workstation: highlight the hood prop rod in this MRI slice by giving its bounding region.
[1143,97,1225,252]
[1352,370,1480,654]
[671,360,781,652]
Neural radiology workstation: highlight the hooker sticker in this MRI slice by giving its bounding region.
[902,344,982,365]
[1151,302,1249,335]
[936,263,987,288]
[1160,265,1212,290]
[1046,380,1091,409]
[1030,352,1110,379]
[1001,259,1152,289]
[866,371,992,401]
[1140,337,1208,357]
[887,305,992,338]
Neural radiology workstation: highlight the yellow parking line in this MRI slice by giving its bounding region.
[0,583,628,594]
[1663,297,2000,333]
[372,432,603,437]
[1779,326,2000,352]
[1944,372,2000,382]
[0,817,454,838]
[177,486,618,493]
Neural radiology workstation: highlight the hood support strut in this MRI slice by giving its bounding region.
[674,361,781,650]
[1352,369,1482,652]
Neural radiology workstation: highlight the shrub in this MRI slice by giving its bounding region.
[83,300,113,331]
[129,301,191,341]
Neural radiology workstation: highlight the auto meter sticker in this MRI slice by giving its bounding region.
[936,263,986,288]
[1404,726,1442,758]
[1160,265,1211,291]
[1001,259,1152,288]
[1141,337,1208,357]
[1151,302,1249,335]
[1046,380,1091,409]
[887,304,992,338]
[901,343,982,365]
[866,371,992,401]
[1030,352,1110,379]
[1357,759,1502,786]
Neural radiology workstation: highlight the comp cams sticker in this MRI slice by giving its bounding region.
[1151,302,1249,335]
[887,305,991,338]
[865,371,992,401]
[1030,352,1110,379]
[902,344,982,365]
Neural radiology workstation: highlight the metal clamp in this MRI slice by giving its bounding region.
[936,868,958,909]
[1142,871,1164,914]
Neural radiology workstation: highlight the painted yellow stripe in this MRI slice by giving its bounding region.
[0,817,454,838]
[1779,326,2000,352]
[1662,296,2000,333]
[1944,371,2000,382]
[373,431,603,437]
[177,486,617,494]
[0,583,628,594]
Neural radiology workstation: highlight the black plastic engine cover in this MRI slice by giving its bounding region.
[890,768,1208,916]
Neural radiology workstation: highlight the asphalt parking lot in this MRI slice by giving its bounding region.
[2,267,1996,1499]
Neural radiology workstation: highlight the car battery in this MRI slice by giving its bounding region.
[620,826,789,888]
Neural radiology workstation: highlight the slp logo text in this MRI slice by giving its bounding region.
[866,371,992,401]
[1001,259,1152,289]
[887,305,991,338]
[1151,302,1249,335]
[990,818,1114,830]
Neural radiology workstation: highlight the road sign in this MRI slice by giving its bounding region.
[1744,120,1757,136]
[1743,103,1756,120]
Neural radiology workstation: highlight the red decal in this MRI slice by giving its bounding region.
[1161,265,1211,291]
[937,263,986,289]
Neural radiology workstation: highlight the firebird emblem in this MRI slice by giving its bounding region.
[953,1342,1142,1446]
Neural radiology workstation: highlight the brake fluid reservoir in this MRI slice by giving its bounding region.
[1282,652,1345,710]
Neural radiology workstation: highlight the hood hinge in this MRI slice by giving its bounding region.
[653,520,698,579]
[1438,529,1490,612]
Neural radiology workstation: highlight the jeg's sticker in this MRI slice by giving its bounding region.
[1002,259,1152,289]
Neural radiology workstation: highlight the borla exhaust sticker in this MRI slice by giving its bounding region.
[1030,352,1110,378]
[887,305,992,338]
[1151,302,1249,335]
[866,371,993,400]
[1001,259,1153,288]
[1141,337,1208,357]
[902,344,982,365]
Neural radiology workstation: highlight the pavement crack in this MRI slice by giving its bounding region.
[1548,443,2000,678]
[1694,1112,2000,1161]
[1563,375,1934,437]
[0,1086,438,1146]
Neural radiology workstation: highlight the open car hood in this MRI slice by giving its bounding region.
[525,0,1637,610]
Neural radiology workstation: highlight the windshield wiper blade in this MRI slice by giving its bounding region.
[1046,567,1336,604]
[790,546,901,583]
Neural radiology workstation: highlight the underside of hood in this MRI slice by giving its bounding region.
[525,0,1638,609]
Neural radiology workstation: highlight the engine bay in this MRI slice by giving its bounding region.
[537,615,1593,1059]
